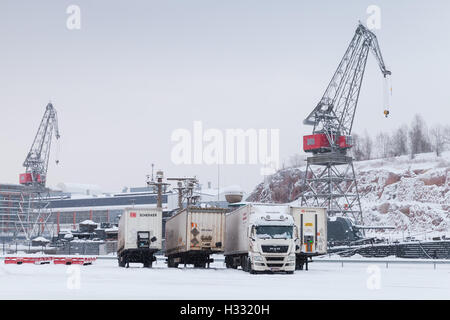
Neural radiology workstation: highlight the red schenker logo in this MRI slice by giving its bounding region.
[130,212,137,218]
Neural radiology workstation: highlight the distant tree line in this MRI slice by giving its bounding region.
[352,114,450,161]
[283,114,449,168]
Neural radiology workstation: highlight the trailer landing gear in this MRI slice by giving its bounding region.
[296,255,309,271]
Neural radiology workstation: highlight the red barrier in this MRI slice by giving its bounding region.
[34,257,53,264]
[4,257,22,264]
[4,256,96,265]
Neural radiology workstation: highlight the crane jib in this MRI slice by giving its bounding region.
[303,23,391,137]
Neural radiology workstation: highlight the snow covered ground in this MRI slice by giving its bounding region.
[1,256,449,300]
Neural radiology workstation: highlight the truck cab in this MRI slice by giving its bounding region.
[224,204,297,274]
[247,214,297,273]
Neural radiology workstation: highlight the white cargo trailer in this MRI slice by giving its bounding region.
[165,207,227,268]
[289,206,327,270]
[224,203,297,274]
[117,207,162,268]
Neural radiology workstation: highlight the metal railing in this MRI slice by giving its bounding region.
[313,258,450,269]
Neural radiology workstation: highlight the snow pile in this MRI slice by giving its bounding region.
[247,152,450,238]
[79,220,98,226]
[32,237,50,243]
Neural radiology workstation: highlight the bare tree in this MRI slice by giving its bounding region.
[430,124,450,156]
[444,125,450,146]
[361,131,373,160]
[375,132,391,158]
[391,125,409,156]
[409,114,431,159]
[288,153,305,168]
[351,133,364,161]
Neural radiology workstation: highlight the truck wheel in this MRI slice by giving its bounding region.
[240,257,246,271]
[225,256,233,269]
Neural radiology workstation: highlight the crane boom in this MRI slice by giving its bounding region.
[19,102,60,187]
[304,23,391,138]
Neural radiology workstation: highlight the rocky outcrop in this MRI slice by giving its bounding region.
[247,152,450,237]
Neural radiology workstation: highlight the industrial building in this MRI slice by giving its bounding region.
[0,183,32,239]
[0,183,178,240]
[45,184,179,237]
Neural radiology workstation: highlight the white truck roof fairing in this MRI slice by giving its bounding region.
[248,204,294,226]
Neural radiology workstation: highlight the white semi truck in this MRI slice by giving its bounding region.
[117,207,162,268]
[224,204,298,274]
[165,207,227,268]
[289,206,327,270]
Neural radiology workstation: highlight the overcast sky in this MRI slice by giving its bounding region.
[0,1,449,194]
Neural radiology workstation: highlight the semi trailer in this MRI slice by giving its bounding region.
[289,206,327,270]
[224,204,297,274]
[165,207,227,268]
[117,207,162,268]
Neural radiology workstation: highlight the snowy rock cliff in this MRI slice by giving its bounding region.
[247,152,450,238]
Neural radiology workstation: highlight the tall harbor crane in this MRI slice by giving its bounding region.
[19,102,60,188]
[300,23,391,225]
[17,102,60,239]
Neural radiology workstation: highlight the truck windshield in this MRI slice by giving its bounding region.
[255,226,293,239]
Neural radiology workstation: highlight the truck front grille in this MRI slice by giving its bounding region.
[267,263,284,268]
[261,245,289,253]
[266,257,285,261]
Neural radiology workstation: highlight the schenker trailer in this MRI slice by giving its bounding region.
[117,207,162,268]
[165,206,227,268]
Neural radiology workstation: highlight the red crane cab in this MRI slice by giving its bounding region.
[303,134,353,153]
[19,173,43,185]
